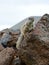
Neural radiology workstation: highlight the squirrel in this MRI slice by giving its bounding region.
[16,17,34,49]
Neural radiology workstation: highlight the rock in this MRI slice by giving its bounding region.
[16,14,49,65]
[0,32,3,38]
[0,47,15,65]
[0,32,12,47]
[11,56,21,65]
[1,28,20,34]
[7,32,20,47]
[0,29,20,47]
[33,14,49,47]
[0,44,4,52]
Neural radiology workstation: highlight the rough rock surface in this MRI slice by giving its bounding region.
[16,14,49,65]
[0,28,20,47]
[1,32,12,47]
[7,31,20,47]
[11,56,21,65]
[0,44,4,52]
[0,47,15,65]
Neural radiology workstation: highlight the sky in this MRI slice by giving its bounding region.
[0,0,49,30]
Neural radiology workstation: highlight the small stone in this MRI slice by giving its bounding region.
[11,56,21,65]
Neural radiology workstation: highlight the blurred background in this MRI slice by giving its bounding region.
[0,0,49,30]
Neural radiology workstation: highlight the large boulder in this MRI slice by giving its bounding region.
[16,14,49,65]
[0,47,15,65]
